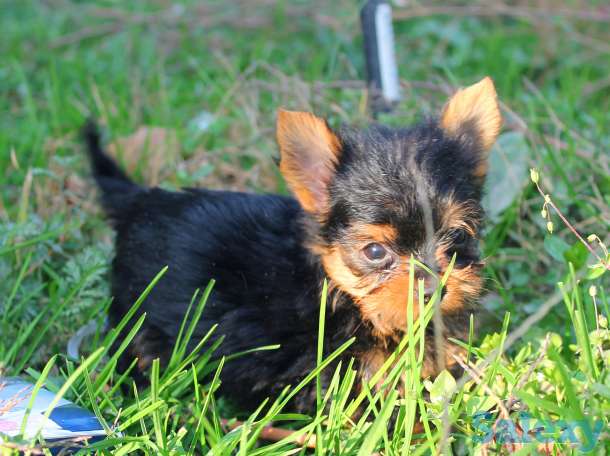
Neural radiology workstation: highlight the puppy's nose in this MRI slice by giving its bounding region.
[415,270,439,302]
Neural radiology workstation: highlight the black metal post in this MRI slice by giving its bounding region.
[361,0,401,117]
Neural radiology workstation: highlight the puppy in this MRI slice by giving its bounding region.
[84,77,501,413]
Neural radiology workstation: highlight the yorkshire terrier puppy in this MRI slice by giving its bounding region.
[84,77,501,413]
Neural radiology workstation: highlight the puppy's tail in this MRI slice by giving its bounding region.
[82,119,140,219]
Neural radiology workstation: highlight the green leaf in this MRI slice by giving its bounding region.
[464,395,497,416]
[564,242,589,269]
[482,131,529,222]
[543,235,570,262]
[426,370,457,405]
[586,265,607,280]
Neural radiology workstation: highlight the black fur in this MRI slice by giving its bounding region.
[82,120,139,219]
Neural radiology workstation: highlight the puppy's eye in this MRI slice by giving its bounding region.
[362,243,388,262]
[448,229,469,245]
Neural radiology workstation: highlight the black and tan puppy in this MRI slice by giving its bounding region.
[84,77,501,412]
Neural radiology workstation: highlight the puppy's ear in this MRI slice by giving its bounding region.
[440,77,502,177]
[276,109,341,214]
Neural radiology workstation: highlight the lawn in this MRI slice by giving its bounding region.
[1,0,609,454]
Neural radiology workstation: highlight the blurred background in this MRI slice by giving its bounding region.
[1,0,609,362]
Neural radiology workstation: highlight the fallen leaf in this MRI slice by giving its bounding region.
[108,126,179,186]
[482,131,530,223]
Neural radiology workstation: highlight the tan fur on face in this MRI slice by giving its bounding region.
[440,198,480,236]
[443,265,482,312]
[355,266,413,337]
[319,223,399,299]
[352,223,398,243]
[322,248,368,298]
[435,198,483,312]
[440,77,502,177]
[276,110,341,214]
[321,247,414,337]
[324,254,432,338]
[320,215,482,338]
[320,223,429,338]
[435,241,483,314]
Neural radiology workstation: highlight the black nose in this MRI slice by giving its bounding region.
[414,270,439,301]
[424,282,438,301]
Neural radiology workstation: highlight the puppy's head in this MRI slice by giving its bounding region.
[277,77,502,337]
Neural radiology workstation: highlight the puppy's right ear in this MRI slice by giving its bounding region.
[440,77,502,178]
[276,109,341,215]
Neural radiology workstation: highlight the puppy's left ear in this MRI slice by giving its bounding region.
[440,77,502,178]
[276,109,341,215]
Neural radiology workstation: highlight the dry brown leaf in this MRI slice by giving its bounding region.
[108,126,178,186]
[180,145,279,193]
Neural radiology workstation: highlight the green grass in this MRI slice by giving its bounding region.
[1,1,609,454]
